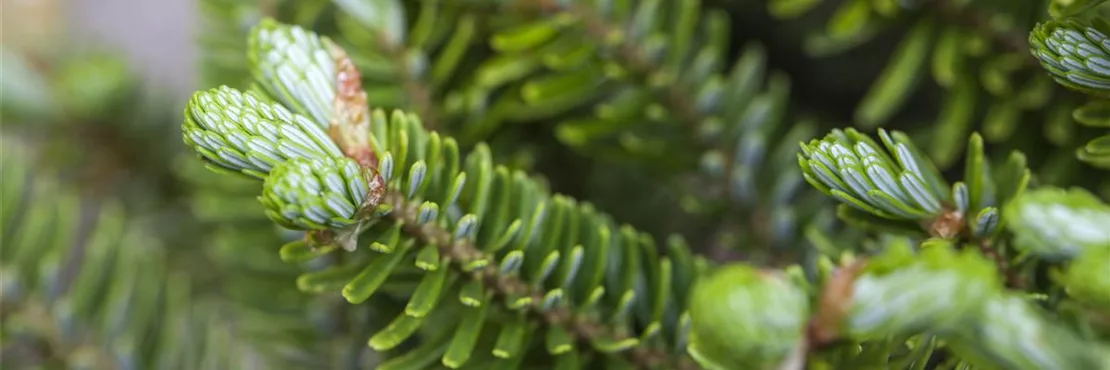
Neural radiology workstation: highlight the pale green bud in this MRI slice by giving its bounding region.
[249,18,377,168]
[259,156,386,231]
[687,265,809,370]
[249,18,346,128]
[798,128,949,220]
[182,86,342,179]
[1030,18,1110,98]
[845,242,1001,339]
[1004,187,1110,259]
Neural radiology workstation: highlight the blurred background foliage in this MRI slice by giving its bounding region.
[2,0,1108,368]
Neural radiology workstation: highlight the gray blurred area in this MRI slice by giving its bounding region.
[70,0,198,96]
[3,0,199,97]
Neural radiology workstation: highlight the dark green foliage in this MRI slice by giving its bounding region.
[186,68,710,367]
[196,0,844,259]
[5,0,1110,369]
[756,0,1109,196]
[172,7,1110,367]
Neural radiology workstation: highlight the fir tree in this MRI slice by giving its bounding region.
[3,0,1110,369]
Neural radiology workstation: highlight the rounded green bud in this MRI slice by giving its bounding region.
[1063,246,1110,308]
[687,264,809,370]
[259,156,386,231]
[798,128,949,221]
[846,242,1001,339]
[1029,18,1110,98]
[1004,187,1110,259]
[183,86,343,179]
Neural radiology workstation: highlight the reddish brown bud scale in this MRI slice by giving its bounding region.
[323,40,378,170]
[348,147,379,170]
[329,41,367,123]
[808,260,867,347]
[335,55,364,104]
[929,209,965,239]
[360,169,387,218]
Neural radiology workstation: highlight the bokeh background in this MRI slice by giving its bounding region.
[4,0,196,97]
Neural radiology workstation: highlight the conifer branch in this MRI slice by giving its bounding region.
[14,2,1110,370]
[382,189,697,370]
[186,19,707,369]
[531,0,805,252]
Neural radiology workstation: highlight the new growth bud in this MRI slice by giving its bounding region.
[1030,18,1110,98]
[687,265,809,370]
[249,18,377,168]
[182,86,343,179]
[798,128,950,221]
[259,156,386,250]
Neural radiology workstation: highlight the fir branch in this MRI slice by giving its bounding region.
[535,0,810,252]
[250,112,704,369]
[169,7,1110,370]
[189,19,705,369]
[383,190,698,370]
